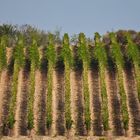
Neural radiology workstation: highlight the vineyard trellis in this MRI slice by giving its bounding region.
[0,26,140,137]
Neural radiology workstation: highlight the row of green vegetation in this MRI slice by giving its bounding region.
[78,33,91,131]
[8,35,25,128]
[0,29,140,132]
[0,36,7,73]
[109,33,129,130]
[126,34,140,102]
[61,33,73,129]
[45,34,56,129]
[0,36,8,133]
[94,33,109,130]
[27,37,40,130]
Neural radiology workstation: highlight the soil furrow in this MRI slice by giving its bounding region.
[52,68,65,136]
[70,70,86,136]
[0,70,12,135]
[105,68,124,136]
[88,68,103,136]
[14,68,29,136]
[123,65,140,136]
[33,70,47,135]
[0,48,13,135]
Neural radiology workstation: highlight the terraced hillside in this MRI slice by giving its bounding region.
[0,28,140,139]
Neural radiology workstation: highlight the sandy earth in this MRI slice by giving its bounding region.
[15,69,29,136]
[88,69,103,136]
[33,70,47,135]
[52,69,65,136]
[70,70,86,136]
[123,66,140,136]
[0,70,12,135]
[0,47,13,136]
[1,136,140,140]
[105,68,124,136]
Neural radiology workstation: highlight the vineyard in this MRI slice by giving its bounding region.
[0,25,140,139]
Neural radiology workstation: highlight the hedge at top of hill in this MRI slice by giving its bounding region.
[0,24,140,47]
[1,24,140,70]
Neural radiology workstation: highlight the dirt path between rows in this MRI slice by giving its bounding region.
[52,68,65,136]
[70,70,86,136]
[88,68,103,136]
[105,68,124,136]
[14,68,29,136]
[0,48,13,136]
[0,70,12,135]
[123,65,140,136]
[33,70,47,135]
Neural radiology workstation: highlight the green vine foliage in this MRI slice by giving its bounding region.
[46,33,56,128]
[29,38,40,69]
[14,36,25,68]
[94,32,109,130]
[94,33,108,69]
[109,33,124,69]
[78,33,90,66]
[126,33,140,65]
[118,69,129,130]
[61,33,73,67]
[8,35,25,128]
[126,33,140,102]
[78,33,91,131]
[134,64,140,102]
[61,33,72,129]
[28,38,40,129]
[46,34,56,67]
[0,35,7,72]
[110,33,129,130]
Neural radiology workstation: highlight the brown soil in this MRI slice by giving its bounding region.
[0,70,12,136]
[14,68,29,136]
[0,48,13,136]
[52,68,65,136]
[1,136,140,140]
[6,48,13,64]
[105,68,124,136]
[70,70,86,136]
[88,68,103,136]
[33,70,47,135]
[123,65,140,136]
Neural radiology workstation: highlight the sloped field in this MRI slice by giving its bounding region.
[0,31,140,139]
